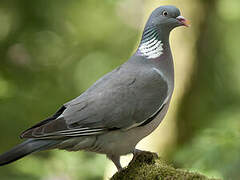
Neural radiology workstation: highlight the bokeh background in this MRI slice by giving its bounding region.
[0,0,240,179]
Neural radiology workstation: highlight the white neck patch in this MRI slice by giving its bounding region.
[138,37,163,59]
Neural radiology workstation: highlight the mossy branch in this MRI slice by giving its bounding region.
[111,151,220,180]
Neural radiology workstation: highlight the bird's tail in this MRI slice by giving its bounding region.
[0,139,59,166]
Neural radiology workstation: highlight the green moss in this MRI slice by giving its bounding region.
[111,151,221,180]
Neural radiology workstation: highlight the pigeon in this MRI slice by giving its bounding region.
[0,5,189,170]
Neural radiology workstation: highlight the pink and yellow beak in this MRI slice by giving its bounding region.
[176,16,190,27]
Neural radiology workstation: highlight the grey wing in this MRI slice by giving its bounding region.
[21,64,169,139]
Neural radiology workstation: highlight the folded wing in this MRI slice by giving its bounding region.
[21,62,169,139]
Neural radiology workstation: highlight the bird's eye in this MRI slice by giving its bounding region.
[163,11,168,16]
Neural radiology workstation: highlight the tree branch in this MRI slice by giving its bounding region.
[111,151,220,180]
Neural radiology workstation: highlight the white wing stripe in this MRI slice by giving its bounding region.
[32,128,105,138]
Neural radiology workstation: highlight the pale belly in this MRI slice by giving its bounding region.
[57,103,169,156]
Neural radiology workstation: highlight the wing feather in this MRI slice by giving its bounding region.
[21,60,169,139]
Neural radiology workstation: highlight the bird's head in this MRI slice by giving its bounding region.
[146,5,190,31]
[137,6,189,59]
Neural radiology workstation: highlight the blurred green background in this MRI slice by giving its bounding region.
[0,0,240,179]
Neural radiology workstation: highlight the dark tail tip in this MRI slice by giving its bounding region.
[0,139,58,166]
[0,140,33,166]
